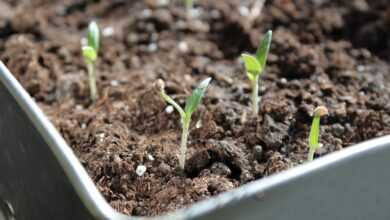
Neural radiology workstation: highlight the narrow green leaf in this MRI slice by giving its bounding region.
[309,116,320,149]
[184,77,212,116]
[255,30,272,69]
[242,53,261,81]
[87,21,100,52]
[82,46,97,62]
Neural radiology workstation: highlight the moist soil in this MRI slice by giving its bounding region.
[1,0,390,216]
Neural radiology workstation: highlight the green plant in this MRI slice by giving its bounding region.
[157,77,212,170]
[82,21,100,101]
[241,30,272,116]
[307,106,328,161]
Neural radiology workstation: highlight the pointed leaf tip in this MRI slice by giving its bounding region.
[255,30,272,69]
[184,77,212,116]
[88,21,100,52]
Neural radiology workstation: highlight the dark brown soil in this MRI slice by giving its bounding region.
[1,0,390,216]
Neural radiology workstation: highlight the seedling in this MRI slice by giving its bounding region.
[241,30,272,116]
[82,21,100,102]
[307,106,329,161]
[157,77,211,170]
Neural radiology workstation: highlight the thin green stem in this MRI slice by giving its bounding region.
[179,117,191,170]
[251,76,259,116]
[160,92,186,119]
[87,61,97,102]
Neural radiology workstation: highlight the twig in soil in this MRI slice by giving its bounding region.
[307,106,328,161]
[241,30,272,117]
[82,21,100,102]
[156,77,211,170]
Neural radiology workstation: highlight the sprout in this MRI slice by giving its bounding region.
[241,30,272,116]
[307,106,329,161]
[82,21,100,102]
[157,77,212,170]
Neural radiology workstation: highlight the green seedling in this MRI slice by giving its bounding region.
[307,106,329,161]
[241,30,272,116]
[157,77,211,170]
[82,21,100,102]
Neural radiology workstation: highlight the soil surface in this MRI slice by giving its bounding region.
[1,0,390,216]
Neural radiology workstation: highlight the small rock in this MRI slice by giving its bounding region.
[165,105,174,114]
[357,65,365,72]
[110,80,119,87]
[210,162,231,176]
[147,43,158,52]
[141,9,152,18]
[239,6,250,16]
[102,26,114,37]
[136,165,147,176]
[178,41,189,53]
[253,145,263,161]
[147,154,155,161]
[195,120,202,129]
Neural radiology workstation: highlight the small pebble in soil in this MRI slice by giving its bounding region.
[147,153,155,161]
[81,123,87,129]
[141,9,152,18]
[195,120,202,129]
[178,41,189,53]
[97,133,105,142]
[75,105,83,110]
[357,65,365,72]
[110,80,119,87]
[165,105,174,114]
[148,43,158,52]
[210,162,231,176]
[239,6,250,16]
[136,165,147,176]
[253,145,264,161]
[253,145,263,161]
[102,26,114,37]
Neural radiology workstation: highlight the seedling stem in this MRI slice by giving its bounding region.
[308,106,328,161]
[251,75,259,115]
[157,78,211,170]
[82,21,100,102]
[87,61,97,101]
[241,30,272,116]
